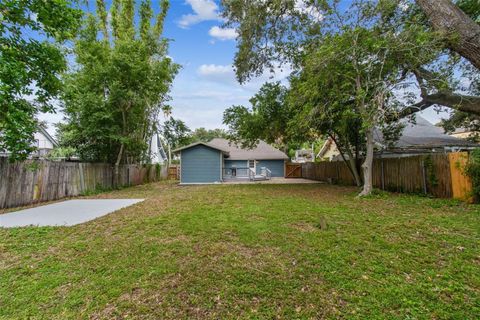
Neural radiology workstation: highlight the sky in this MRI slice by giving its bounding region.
[39,0,450,136]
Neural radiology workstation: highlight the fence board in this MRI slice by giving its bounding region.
[168,165,180,180]
[0,158,168,209]
[448,153,472,201]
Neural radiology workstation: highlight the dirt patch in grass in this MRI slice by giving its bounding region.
[289,222,318,232]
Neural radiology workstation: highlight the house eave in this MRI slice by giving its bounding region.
[172,142,230,156]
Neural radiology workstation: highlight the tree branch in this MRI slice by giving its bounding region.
[394,92,480,120]
[416,0,480,70]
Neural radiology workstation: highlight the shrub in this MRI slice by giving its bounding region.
[464,148,480,202]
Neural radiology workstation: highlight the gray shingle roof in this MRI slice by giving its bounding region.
[374,116,478,148]
[172,141,230,154]
[206,138,289,160]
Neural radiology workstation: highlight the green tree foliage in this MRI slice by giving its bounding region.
[289,14,430,192]
[0,0,82,161]
[464,148,480,202]
[160,119,228,153]
[59,0,178,180]
[457,0,480,22]
[161,118,191,150]
[222,0,442,195]
[223,82,292,151]
[188,127,229,143]
[222,0,480,115]
[222,0,322,83]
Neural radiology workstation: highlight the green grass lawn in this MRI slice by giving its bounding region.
[0,182,479,319]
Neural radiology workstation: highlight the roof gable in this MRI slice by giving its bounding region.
[172,141,229,155]
[37,126,58,147]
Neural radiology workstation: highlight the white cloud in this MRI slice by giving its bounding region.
[196,63,293,89]
[197,64,236,83]
[197,64,233,76]
[294,0,323,22]
[178,0,220,28]
[208,26,237,41]
[175,89,250,102]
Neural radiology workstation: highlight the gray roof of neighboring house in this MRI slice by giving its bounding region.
[173,138,289,160]
[208,138,289,160]
[374,116,477,149]
[318,116,478,159]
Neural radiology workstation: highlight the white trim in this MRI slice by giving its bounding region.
[172,141,229,154]
[220,152,223,182]
[179,151,182,182]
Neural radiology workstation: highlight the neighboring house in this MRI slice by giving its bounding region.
[148,133,168,164]
[173,138,289,184]
[449,128,480,141]
[317,138,340,161]
[293,149,315,163]
[1,126,58,158]
[34,126,58,157]
[318,116,478,161]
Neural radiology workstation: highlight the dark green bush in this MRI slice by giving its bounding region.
[464,148,480,202]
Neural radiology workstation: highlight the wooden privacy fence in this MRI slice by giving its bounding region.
[302,152,473,200]
[0,158,168,209]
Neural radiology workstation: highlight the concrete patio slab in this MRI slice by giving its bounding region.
[222,178,322,185]
[0,199,144,228]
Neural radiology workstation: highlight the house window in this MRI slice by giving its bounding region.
[248,160,255,168]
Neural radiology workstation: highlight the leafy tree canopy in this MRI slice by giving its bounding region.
[59,0,179,172]
[222,0,448,195]
[161,117,191,150]
[0,0,82,161]
[223,82,292,151]
[222,0,480,118]
[188,127,229,144]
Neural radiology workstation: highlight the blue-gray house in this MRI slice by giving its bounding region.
[173,138,289,184]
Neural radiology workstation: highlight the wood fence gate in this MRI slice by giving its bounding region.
[168,165,180,180]
[285,163,302,178]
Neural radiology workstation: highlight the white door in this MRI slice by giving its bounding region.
[248,160,256,175]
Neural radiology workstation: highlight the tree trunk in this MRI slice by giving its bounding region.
[358,126,374,196]
[416,0,480,70]
[168,144,172,165]
[114,107,128,188]
[330,134,362,186]
[346,148,363,187]
[114,142,124,188]
[337,146,361,186]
